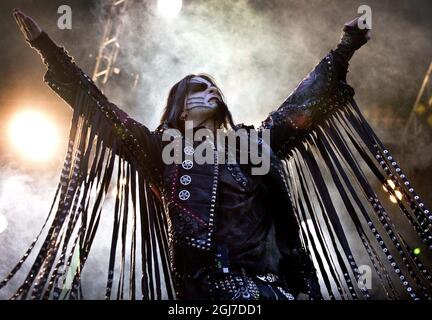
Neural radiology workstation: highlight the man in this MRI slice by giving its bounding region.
[7,8,372,300]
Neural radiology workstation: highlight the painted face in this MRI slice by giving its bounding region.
[185,76,222,112]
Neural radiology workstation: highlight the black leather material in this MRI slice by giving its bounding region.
[29,25,368,299]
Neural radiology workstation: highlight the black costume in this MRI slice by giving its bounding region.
[1,24,432,300]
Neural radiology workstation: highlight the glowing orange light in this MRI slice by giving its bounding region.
[8,110,59,161]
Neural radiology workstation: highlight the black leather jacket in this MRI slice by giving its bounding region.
[30,26,364,298]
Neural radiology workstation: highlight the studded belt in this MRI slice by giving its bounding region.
[207,270,295,300]
[208,273,260,300]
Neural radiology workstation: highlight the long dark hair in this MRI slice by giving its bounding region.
[159,74,235,132]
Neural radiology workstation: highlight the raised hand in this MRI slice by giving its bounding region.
[13,8,42,42]
[344,16,371,41]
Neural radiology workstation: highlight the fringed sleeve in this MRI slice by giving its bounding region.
[0,32,174,300]
[259,22,370,157]
[260,26,432,300]
[29,32,164,185]
[259,25,369,300]
[259,47,358,158]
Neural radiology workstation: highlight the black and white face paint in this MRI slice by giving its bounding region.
[185,76,222,111]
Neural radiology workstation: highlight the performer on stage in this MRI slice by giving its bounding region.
[3,9,430,300]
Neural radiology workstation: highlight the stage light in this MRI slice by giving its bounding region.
[413,247,421,256]
[8,110,59,162]
[0,214,7,234]
[394,190,403,201]
[384,180,403,204]
[157,0,182,18]
[387,179,396,190]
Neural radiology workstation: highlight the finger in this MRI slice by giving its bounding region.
[13,13,26,35]
[15,9,25,20]
[344,16,362,28]
[16,14,32,39]
[15,11,26,25]
[17,9,32,27]
[18,10,30,24]
[15,13,26,31]
[19,15,33,38]
[26,16,41,34]
[16,8,26,17]
[22,12,41,37]
[17,14,31,35]
[24,16,37,34]
[13,10,23,23]
[12,11,20,24]
[12,9,19,21]
[16,11,25,24]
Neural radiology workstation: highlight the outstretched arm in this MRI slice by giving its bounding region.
[13,9,163,183]
[259,17,370,157]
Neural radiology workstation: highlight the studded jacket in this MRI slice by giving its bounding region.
[30,25,365,298]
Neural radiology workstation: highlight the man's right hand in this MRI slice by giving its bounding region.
[13,8,42,42]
